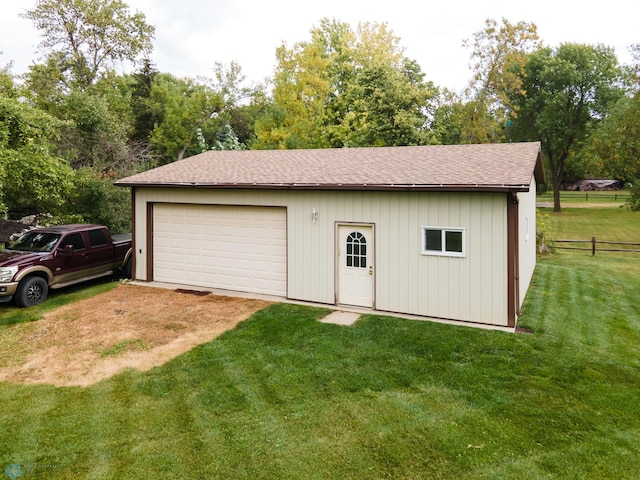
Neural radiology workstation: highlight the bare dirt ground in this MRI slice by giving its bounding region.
[0,284,271,387]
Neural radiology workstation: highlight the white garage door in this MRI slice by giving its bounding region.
[153,204,287,296]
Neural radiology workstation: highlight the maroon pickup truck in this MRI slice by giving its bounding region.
[0,224,132,307]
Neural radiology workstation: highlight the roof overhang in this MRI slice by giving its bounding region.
[114,181,533,193]
[533,149,546,184]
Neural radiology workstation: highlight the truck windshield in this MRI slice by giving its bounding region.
[9,232,61,252]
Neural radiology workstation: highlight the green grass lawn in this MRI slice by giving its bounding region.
[539,206,640,243]
[1,210,639,479]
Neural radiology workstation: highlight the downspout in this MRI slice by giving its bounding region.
[146,201,154,282]
[506,192,520,327]
[131,188,137,280]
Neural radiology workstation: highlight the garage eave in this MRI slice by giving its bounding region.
[114,181,532,193]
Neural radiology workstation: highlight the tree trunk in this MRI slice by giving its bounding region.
[552,178,562,213]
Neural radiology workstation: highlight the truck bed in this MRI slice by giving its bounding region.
[112,233,133,245]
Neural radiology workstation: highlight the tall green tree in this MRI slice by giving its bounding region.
[444,18,541,144]
[148,74,224,163]
[0,70,74,217]
[585,94,640,192]
[336,59,436,146]
[136,62,256,160]
[630,42,640,87]
[255,40,332,149]
[24,64,153,175]
[59,167,132,232]
[58,84,132,171]
[255,18,437,149]
[584,44,640,210]
[21,55,67,114]
[466,19,540,113]
[0,68,14,214]
[431,94,504,145]
[129,59,161,143]
[508,43,624,212]
[192,62,265,149]
[22,0,154,89]
[20,1,156,176]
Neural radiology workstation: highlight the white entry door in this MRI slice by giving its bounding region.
[338,225,374,307]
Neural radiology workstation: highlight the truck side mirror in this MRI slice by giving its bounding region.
[59,245,75,256]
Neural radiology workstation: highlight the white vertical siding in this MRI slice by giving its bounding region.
[518,176,538,308]
[133,187,510,325]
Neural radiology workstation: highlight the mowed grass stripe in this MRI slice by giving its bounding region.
[2,298,639,478]
[1,207,639,478]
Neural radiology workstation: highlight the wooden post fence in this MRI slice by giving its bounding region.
[554,238,640,255]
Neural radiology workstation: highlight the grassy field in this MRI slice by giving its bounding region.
[538,202,640,256]
[539,206,640,243]
[0,208,639,479]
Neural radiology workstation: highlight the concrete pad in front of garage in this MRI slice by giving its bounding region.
[319,311,361,326]
[132,281,516,332]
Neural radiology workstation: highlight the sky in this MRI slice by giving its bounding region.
[1,0,638,92]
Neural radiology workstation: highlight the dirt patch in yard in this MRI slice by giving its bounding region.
[0,284,270,387]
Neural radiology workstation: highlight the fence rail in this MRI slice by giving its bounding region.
[538,192,631,202]
[554,237,640,255]
[564,192,630,201]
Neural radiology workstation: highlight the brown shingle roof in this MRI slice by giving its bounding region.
[115,142,544,192]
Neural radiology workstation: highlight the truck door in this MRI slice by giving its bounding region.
[55,232,90,279]
[84,228,114,272]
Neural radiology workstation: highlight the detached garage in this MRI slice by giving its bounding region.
[116,142,544,328]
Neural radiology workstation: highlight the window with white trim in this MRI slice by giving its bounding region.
[345,231,367,268]
[421,227,465,257]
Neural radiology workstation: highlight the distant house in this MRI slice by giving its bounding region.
[562,179,623,191]
[116,142,544,327]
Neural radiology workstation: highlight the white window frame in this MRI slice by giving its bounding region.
[421,226,466,258]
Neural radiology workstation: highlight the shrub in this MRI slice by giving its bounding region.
[57,168,131,233]
[536,209,554,254]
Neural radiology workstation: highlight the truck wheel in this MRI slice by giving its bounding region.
[122,257,132,278]
[15,276,49,308]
